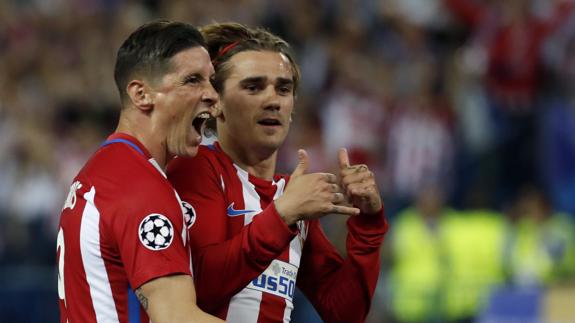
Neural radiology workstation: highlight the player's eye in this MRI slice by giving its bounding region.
[277,85,293,96]
[184,74,201,85]
[244,83,261,92]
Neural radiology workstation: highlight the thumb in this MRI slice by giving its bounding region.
[338,148,350,170]
[291,149,309,178]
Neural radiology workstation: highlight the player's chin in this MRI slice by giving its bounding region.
[169,136,200,158]
[259,137,284,151]
[179,141,200,158]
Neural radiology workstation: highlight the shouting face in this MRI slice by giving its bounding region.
[151,46,218,158]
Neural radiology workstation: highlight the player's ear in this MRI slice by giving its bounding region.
[126,79,154,111]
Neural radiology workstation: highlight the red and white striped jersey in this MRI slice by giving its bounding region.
[57,133,192,323]
[167,142,388,323]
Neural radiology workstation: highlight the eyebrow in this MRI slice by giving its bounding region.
[276,77,294,87]
[239,76,266,85]
[239,76,293,86]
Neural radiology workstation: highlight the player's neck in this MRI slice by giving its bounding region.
[219,140,277,180]
[116,114,168,169]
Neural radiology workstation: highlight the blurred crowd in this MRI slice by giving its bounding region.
[1,0,575,322]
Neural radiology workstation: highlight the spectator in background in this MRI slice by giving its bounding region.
[385,185,507,322]
[386,186,452,322]
[445,0,575,206]
[439,205,506,321]
[503,186,575,286]
[541,25,575,217]
[384,58,455,213]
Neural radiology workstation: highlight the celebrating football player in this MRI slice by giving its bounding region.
[167,22,388,323]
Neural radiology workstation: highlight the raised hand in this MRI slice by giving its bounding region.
[338,148,383,215]
[275,149,360,226]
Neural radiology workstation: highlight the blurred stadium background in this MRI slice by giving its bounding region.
[1,0,575,322]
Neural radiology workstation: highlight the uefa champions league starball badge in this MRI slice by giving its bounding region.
[139,214,174,250]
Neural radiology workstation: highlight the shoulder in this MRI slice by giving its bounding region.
[167,144,231,196]
[84,144,177,207]
[167,145,222,177]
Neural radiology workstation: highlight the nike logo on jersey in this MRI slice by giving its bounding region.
[227,202,255,217]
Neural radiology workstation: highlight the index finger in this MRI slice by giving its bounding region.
[338,148,350,169]
[331,205,360,216]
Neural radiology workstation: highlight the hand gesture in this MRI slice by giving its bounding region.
[275,149,360,225]
[338,148,383,215]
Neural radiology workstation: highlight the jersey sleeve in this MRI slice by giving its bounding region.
[167,153,298,312]
[296,209,388,323]
[106,181,192,290]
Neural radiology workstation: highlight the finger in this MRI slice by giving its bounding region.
[291,149,309,178]
[327,183,340,193]
[329,204,360,216]
[340,164,369,177]
[332,192,345,203]
[320,173,338,184]
[347,182,376,197]
[338,148,350,170]
[341,171,374,187]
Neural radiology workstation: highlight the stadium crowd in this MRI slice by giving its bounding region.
[1,0,574,321]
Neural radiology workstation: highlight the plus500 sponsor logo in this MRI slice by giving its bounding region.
[251,274,295,299]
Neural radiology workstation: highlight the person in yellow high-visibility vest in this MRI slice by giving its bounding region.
[440,208,506,321]
[504,187,575,286]
[388,186,451,322]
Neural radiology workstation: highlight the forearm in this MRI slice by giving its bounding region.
[347,208,387,254]
[301,212,388,322]
[137,275,224,323]
[194,204,297,309]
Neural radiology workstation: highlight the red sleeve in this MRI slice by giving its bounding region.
[444,0,487,27]
[167,154,298,312]
[296,209,388,323]
[107,181,192,290]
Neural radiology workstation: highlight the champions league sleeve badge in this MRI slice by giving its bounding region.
[181,201,196,229]
[139,214,174,250]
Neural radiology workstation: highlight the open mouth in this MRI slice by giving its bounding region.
[257,118,282,126]
[192,112,211,134]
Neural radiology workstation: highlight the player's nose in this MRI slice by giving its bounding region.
[202,83,219,108]
[262,86,280,111]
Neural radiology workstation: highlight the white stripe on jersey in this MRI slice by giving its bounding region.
[227,289,263,323]
[80,186,120,323]
[227,166,264,323]
[228,167,305,323]
[234,165,262,225]
[283,297,294,323]
[275,177,302,322]
[272,178,286,200]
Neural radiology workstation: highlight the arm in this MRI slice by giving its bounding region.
[297,148,388,322]
[167,150,360,312]
[168,155,298,311]
[136,275,224,323]
[297,210,387,323]
[192,205,298,311]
